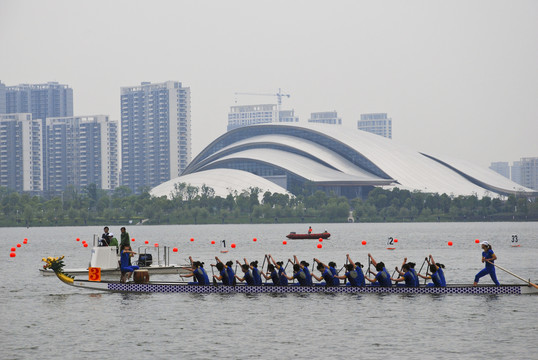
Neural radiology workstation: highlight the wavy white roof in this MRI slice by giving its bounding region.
[157,123,535,198]
[150,168,291,199]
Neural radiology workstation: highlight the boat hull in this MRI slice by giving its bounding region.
[286,232,331,239]
[59,280,538,295]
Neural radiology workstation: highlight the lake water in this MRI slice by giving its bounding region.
[1,222,537,359]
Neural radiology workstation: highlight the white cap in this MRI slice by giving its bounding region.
[109,233,114,237]
[480,241,489,246]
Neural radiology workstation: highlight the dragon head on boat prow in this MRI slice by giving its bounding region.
[42,256,75,284]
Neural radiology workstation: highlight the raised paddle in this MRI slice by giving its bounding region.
[486,261,538,290]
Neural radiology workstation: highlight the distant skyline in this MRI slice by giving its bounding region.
[1,0,537,169]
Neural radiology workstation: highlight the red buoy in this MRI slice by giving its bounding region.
[76,238,80,241]
[231,243,236,249]
[173,247,178,252]
[10,252,16,258]
[23,239,28,244]
[475,239,480,244]
[448,241,453,246]
[83,243,88,247]
[145,240,149,244]
[11,247,16,252]
[361,240,367,245]
[318,238,323,242]
[317,244,322,249]
[131,238,135,242]
[190,238,194,242]
[211,240,215,244]
[283,240,287,245]
[16,243,21,248]
[253,238,257,242]
[394,239,398,243]
[154,243,159,247]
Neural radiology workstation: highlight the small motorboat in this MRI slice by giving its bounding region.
[286,231,330,240]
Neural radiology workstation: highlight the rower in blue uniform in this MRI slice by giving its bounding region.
[243,258,262,286]
[261,264,280,285]
[391,263,417,287]
[418,255,446,287]
[268,254,288,286]
[283,264,308,286]
[213,261,231,285]
[291,255,313,286]
[312,259,335,286]
[407,262,420,287]
[235,264,255,285]
[328,261,340,285]
[365,253,392,287]
[473,241,500,286]
[334,254,365,286]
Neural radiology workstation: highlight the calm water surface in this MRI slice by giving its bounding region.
[1,222,537,359]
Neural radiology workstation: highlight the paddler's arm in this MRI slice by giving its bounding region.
[311,273,323,282]
[368,253,378,267]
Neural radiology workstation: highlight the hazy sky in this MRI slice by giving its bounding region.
[1,0,537,168]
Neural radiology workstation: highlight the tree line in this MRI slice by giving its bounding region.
[0,183,536,227]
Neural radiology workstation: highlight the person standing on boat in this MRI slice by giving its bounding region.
[308,226,312,234]
[473,241,500,286]
[120,245,139,283]
[365,254,392,287]
[108,233,119,253]
[120,227,130,249]
[235,264,255,285]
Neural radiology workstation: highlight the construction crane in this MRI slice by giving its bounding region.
[234,88,291,122]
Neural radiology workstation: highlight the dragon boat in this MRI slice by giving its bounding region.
[43,257,538,295]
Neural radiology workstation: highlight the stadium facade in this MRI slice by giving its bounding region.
[151,123,536,199]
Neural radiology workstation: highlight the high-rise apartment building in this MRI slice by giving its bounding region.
[511,161,522,185]
[5,82,74,191]
[357,113,392,139]
[519,157,538,190]
[308,111,342,125]
[45,115,118,195]
[227,104,299,131]
[121,81,191,192]
[0,114,42,193]
[0,82,6,114]
[489,162,510,179]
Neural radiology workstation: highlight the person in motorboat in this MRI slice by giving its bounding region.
[473,241,500,286]
[120,245,139,283]
[108,233,119,253]
[391,263,417,287]
[235,264,255,285]
[261,263,280,285]
[365,253,392,287]
[308,226,312,234]
[312,259,335,286]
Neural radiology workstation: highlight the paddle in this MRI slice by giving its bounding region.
[487,261,538,290]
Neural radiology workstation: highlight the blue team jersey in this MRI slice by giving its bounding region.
[376,268,392,287]
[220,269,230,285]
[293,269,308,286]
[226,267,235,285]
[483,249,495,269]
[409,268,419,287]
[302,266,312,286]
[355,267,366,286]
[431,269,443,287]
[330,266,340,285]
[271,270,280,285]
[403,271,415,287]
[278,267,288,286]
[346,269,359,286]
[120,250,130,269]
[322,268,335,286]
[244,270,255,285]
[437,267,446,286]
[252,267,262,285]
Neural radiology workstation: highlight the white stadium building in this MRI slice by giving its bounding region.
[150,123,536,199]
